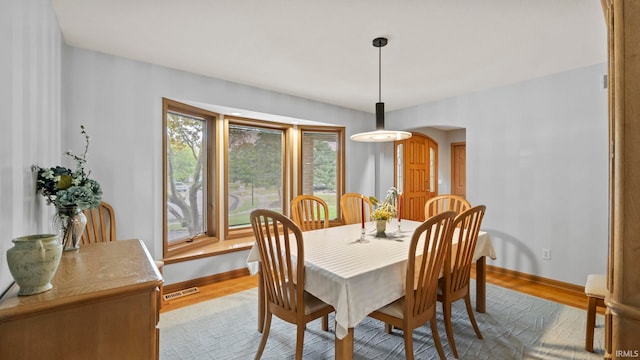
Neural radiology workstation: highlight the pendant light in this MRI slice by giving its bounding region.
[350,37,412,142]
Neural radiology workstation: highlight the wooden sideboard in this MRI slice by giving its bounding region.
[0,239,163,359]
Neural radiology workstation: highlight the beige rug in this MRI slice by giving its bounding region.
[159,283,605,359]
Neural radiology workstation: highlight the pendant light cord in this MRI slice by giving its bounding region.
[378,45,382,102]
[350,37,411,141]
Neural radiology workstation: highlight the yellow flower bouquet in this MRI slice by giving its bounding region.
[369,187,399,222]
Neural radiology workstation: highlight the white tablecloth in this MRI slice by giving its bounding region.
[246,218,496,339]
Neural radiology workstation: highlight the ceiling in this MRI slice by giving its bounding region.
[51,0,607,114]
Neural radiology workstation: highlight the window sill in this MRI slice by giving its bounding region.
[162,237,255,265]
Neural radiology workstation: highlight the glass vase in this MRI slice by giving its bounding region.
[53,207,87,251]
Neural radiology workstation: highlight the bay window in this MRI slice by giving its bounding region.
[162,99,345,258]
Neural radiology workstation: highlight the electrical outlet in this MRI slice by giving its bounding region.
[542,248,551,260]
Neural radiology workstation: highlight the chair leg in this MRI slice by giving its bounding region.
[442,300,458,358]
[430,315,447,360]
[464,293,483,339]
[258,270,265,333]
[586,296,597,352]
[403,328,415,360]
[254,312,272,360]
[295,323,305,360]
[385,323,393,334]
[322,314,329,331]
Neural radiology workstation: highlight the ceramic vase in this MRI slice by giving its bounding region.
[54,207,87,251]
[6,234,63,296]
[375,219,387,238]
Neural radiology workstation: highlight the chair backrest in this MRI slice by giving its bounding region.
[444,205,486,296]
[250,209,305,317]
[405,211,456,324]
[291,195,329,231]
[82,201,116,245]
[424,194,471,219]
[340,193,372,225]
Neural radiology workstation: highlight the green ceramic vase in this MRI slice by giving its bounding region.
[6,234,63,296]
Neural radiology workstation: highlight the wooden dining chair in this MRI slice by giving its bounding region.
[367,211,457,360]
[424,194,471,219]
[584,274,606,352]
[340,192,372,225]
[250,209,334,360]
[437,205,486,358]
[291,195,329,231]
[82,201,116,244]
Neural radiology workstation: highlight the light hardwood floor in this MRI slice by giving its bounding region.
[160,274,259,313]
[160,267,602,314]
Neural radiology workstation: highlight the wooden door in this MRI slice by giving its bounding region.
[451,142,466,197]
[396,133,438,221]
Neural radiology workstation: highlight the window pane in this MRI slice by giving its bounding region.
[301,132,338,220]
[166,112,206,243]
[228,124,283,228]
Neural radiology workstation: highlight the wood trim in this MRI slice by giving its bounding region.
[608,1,640,356]
[162,237,254,265]
[479,265,607,316]
[484,264,584,293]
[162,268,250,295]
[607,298,640,321]
[431,137,439,196]
[162,98,220,258]
[602,0,612,20]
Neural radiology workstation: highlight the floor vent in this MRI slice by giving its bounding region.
[163,287,200,301]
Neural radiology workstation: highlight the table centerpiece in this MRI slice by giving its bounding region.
[34,125,102,251]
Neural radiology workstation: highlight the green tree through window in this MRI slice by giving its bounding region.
[167,112,206,242]
[313,139,337,192]
[228,124,283,228]
[164,99,345,250]
[301,130,342,220]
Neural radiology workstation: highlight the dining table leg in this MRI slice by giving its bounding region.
[476,256,486,313]
[335,327,354,360]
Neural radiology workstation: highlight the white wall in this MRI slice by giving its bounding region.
[389,64,609,285]
[62,47,380,285]
[0,0,62,292]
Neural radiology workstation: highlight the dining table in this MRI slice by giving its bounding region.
[246,218,497,360]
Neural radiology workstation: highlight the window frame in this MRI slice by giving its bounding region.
[162,98,219,257]
[297,126,346,227]
[224,116,292,239]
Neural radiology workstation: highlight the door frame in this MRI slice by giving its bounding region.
[450,141,466,197]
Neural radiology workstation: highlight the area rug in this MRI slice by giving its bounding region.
[159,283,605,359]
